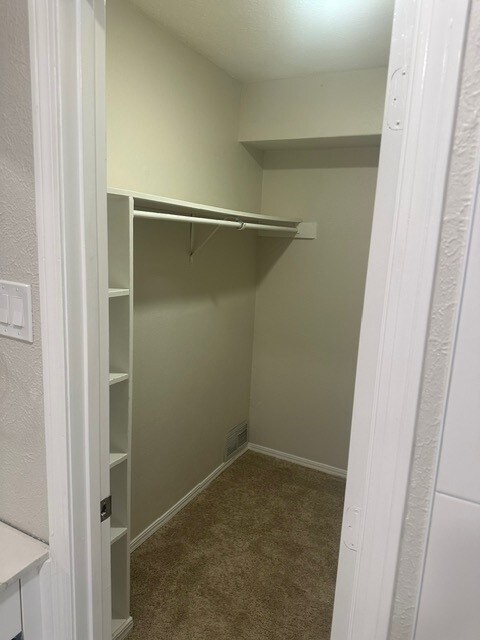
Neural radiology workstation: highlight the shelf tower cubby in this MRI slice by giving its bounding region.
[107,193,134,639]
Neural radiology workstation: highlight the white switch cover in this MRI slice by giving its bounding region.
[0,281,33,342]
[0,293,8,324]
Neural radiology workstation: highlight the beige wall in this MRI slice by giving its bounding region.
[250,147,379,470]
[107,0,263,211]
[239,68,387,148]
[106,0,263,538]
[0,0,48,540]
[133,222,257,537]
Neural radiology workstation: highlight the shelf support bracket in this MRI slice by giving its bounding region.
[189,223,221,262]
[189,220,195,262]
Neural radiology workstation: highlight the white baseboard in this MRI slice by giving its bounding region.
[248,443,347,479]
[112,616,133,640]
[130,443,346,553]
[130,447,248,552]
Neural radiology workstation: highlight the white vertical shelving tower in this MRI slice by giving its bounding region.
[103,187,310,638]
[107,193,134,639]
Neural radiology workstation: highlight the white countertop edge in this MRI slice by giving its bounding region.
[0,521,49,590]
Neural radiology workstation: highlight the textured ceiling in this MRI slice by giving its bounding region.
[130,0,395,82]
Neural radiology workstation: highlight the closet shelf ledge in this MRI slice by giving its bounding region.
[108,288,130,298]
[109,372,129,386]
[107,187,305,228]
[110,452,128,469]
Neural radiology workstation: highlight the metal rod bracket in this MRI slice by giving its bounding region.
[189,223,222,262]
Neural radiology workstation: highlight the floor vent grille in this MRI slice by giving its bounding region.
[225,422,248,461]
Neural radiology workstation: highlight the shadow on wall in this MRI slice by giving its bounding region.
[133,216,295,309]
[255,145,380,285]
[255,236,296,285]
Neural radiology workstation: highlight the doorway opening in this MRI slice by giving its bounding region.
[105,1,394,638]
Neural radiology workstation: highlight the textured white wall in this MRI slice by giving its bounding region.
[390,3,480,636]
[415,169,480,639]
[250,147,379,469]
[0,0,48,541]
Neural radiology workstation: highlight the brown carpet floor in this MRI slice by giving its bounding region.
[130,450,345,640]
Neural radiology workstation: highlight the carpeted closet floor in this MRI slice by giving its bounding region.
[129,450,346,640]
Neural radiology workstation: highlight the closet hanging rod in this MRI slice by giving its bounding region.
[133,210,299,234]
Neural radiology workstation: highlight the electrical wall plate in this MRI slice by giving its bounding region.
[0,280,33,343]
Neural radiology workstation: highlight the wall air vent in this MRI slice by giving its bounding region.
[225,421,248,461]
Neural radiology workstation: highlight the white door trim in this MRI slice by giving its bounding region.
[28,1,108,638]
[331,0,472,638]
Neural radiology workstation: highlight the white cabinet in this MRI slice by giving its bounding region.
[0,522,48,640]
[0,581,21,640]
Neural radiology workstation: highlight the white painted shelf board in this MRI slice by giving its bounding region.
[110,527,127,545]
[110,452,128,469]
[0,522,49,590]
[109,372,129,386]
[109,288,130,298]
[112,616,133,640]
[108,187,301,226]
[240,133,382,151]
[108,193,132,636]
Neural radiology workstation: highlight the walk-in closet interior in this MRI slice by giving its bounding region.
[105,1,394,638]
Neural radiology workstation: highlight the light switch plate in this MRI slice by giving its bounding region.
[0,280,33,343]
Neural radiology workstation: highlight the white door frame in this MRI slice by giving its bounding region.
[331,0,472,637]
[27,0,472,638]
[28,0,109,639]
